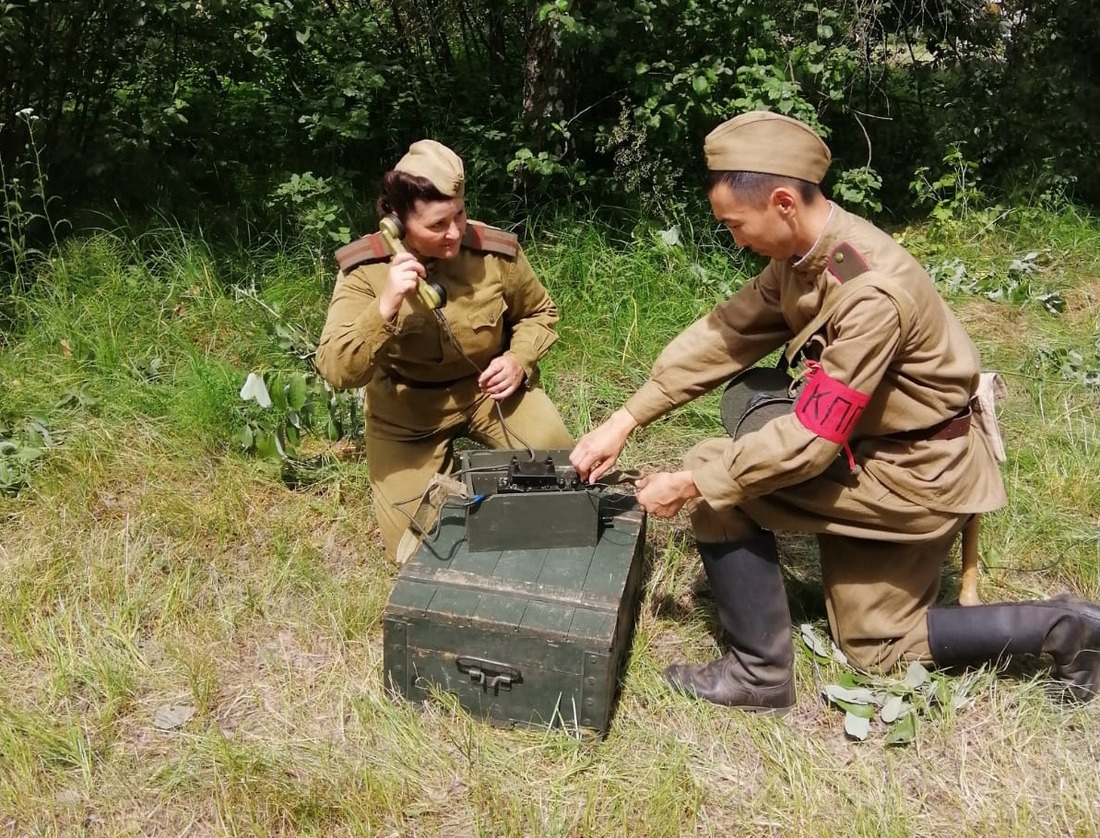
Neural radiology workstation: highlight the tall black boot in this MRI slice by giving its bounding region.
[663,532,795,711]
[928,596,1100,701]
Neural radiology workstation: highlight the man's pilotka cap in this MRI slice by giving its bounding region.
[704,111,832,184]
[393,139,465,198]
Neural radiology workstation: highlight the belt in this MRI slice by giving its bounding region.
[888,407,971,442]
[386,370,469,389]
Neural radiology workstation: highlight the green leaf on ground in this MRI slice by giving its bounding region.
[885,711,917,746]
[904,661,930,688]
[844,712,872,741]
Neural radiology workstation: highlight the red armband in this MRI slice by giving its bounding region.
[794,366,870,444]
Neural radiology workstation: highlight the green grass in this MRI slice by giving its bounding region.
[1,208,1099,836]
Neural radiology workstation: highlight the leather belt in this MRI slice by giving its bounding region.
[386,370,469,389]
[888,407,971,442]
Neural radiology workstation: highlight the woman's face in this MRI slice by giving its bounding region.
[403,197,467,260]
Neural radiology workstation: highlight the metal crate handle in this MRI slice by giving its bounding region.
[456,656,523,693]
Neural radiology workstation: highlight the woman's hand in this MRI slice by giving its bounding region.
[379,252,426,321]
[634,471,700,518]
[570,409,638,483]
[478,354,525,400]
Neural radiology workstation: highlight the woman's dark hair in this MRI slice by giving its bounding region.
[704,170,820,207]
[376,170,450,222]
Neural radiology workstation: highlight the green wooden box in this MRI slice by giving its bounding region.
[382,492,646,735]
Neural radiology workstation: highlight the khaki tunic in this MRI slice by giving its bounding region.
[315,221,572,558]
[624,204,1007,670]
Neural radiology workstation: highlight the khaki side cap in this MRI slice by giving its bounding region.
[394,139,466,197]
[704,111,831,183]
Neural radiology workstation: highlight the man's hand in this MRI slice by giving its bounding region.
[570,408,638,483]
[634,471,700,518]
[478,354,524,400]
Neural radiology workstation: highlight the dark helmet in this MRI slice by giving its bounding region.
[720,367,796,439]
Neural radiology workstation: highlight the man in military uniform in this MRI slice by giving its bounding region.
[570,112,1100,711]
[317,140,572,562]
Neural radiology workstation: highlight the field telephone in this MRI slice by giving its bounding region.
[379,214,446,310]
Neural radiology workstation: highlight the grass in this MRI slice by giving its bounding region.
[0,205,1098,836]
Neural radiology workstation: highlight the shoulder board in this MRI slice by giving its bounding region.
[335,232,390,273]
[784,271,915,368]
[826,242,870,284]
[462,221,518,258]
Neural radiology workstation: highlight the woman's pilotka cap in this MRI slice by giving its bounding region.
[394,139,465,198]
[704,111,832,184]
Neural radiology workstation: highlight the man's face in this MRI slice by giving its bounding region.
[404,197,467,260]
[708,181,796,260]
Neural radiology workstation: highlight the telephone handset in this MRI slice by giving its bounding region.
[379,214,446,310]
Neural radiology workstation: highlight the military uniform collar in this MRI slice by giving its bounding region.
[790,201,839,275]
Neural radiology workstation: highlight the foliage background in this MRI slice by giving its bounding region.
[2,0,1098,251]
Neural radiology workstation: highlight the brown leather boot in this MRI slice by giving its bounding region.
[928,595,1100,701]
[663,532,795,712]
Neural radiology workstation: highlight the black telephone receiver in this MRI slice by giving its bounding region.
[379,214,446,309]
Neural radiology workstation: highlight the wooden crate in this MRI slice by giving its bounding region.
[383,492,646,735]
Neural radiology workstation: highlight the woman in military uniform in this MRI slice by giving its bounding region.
[571,112,1100,711]
[316,140,573,562]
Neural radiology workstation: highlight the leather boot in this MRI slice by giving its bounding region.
[928,595,1100,701]
[663,532,795,712]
